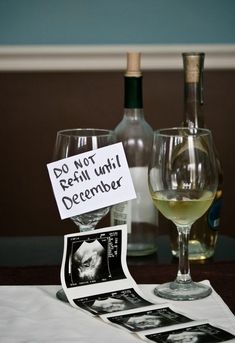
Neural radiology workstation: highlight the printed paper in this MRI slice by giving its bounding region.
[61,225,154,315]
[60,225,235,342]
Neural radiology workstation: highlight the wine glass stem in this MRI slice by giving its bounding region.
[79,225,94,232]
[176,225,192,284]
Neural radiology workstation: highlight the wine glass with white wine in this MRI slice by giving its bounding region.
[53,128,114,301]
[148,127,218,300]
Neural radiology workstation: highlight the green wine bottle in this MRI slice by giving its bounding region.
[111,52,158,256]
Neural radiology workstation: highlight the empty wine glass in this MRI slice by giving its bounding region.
[148,128,218,300]
[53,128,114,300]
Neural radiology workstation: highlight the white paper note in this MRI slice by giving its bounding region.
[47,143,136,220]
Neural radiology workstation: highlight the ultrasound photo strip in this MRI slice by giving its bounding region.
[60,225,158,314]
[60,226,235,342]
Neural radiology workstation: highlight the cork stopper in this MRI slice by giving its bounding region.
[183,52,204,83]
[125,52,141,77]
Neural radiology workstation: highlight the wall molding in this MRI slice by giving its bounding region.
[0,44,235,71]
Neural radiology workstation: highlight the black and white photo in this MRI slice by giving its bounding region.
[144,323,235,343]
[73,288,152,315]
[63,228,126,287]
[103,306,193,332]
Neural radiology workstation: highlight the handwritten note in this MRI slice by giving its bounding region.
[47,142,136,220]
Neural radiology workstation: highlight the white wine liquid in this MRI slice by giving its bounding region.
[151,190,215,227]
[169,189,221,260]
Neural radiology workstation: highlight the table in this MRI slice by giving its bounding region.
[0,235,235,315]
[1,284,234,343]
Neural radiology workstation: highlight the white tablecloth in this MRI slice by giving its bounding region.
[0,282,234,343]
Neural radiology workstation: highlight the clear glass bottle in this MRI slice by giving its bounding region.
[111,52,158,256]
[169,52,223,260]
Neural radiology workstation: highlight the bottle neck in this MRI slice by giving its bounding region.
[123,108,144,119]
[124,76,143,109]
[183,82,205,128]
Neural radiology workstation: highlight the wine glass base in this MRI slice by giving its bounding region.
[56,288,69,302]
[154,281,212,301]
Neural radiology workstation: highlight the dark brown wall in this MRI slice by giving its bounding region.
[0,70,234,237]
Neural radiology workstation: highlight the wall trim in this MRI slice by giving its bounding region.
[0,44,235,71]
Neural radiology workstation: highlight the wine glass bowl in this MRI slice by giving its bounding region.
[148,127,218,300]
[53,128,114,232]
[53,128,114,302]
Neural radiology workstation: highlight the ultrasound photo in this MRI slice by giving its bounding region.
[71,239,110,283]
[144,323,235,343]
[73,288,152,315]
[64,228,126,287]
[106,307,192,332]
